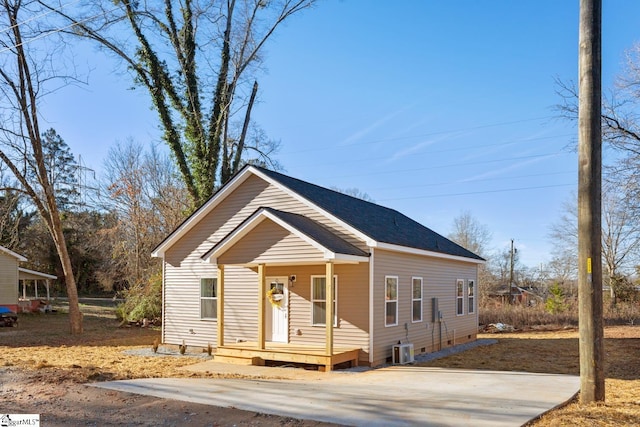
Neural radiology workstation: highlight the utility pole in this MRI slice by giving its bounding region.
[509,239,515,304]
[578,0,605,403]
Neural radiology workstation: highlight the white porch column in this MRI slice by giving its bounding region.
[258,264,266,350]
[325,261,334,356]
[46,280,50,300]
[22,281,26,299]
[217,265,225,348]
[35,280,38,299]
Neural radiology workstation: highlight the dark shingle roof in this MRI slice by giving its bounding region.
[261,208,369,258]
[256,167,483,261]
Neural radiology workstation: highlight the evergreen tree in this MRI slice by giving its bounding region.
[40,129,80,211]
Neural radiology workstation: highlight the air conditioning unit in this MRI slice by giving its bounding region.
[392,343,414,365]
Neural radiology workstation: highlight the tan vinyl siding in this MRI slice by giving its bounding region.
[218,219,325,265]
[266,264,370,363]
[162,173,368,348]
[371,249,478,366]
[165,174,365,268]
[0,253,18,306]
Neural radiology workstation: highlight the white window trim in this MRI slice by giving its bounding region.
[468,279,476,314]
[310,275,338,327]
[411,277,423,323]
[385,275,399,327]
[200,277,217,321]
[456,279,464,316]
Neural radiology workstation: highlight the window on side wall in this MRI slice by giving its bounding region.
[412,277,423,322]
[456,279,464,316]
[311,275,337,326]
[468,279,475,314]
[385,276,398,326]
[200,278,217,320]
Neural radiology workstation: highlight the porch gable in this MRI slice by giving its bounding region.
[202,207,370,266]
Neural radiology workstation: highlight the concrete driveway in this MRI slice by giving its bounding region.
[91,365,579,426]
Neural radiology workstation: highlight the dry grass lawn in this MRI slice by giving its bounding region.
[1,303,639,426]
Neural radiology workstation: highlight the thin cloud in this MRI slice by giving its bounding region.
[341,107,408,145]
[388,131,467,162]
[459,153,560,183]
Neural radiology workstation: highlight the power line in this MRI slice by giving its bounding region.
[371,170,575,192]
[286,116,562,154]
[378,183,574,201]
[0,0,81,36]
[0,4,119,55]
[290,133,575,167]
[331,151,571,180]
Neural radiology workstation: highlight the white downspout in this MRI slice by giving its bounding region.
[368,247,375,365]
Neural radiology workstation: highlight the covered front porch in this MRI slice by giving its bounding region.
[201,207,370,371]
[18,268,57,313]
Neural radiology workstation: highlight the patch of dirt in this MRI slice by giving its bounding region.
[0,304,338,426]
[2,304,639,426]
[0,367,335,426]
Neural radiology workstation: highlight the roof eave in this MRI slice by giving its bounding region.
[151,166,255,258]
[0,245,27,262]
[18,267,57,280]
[374,242,486,264]
[202,207,371,265]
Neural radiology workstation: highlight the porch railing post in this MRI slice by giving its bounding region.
[258,264,266,350]
[325,262,334,356]
[217,265,225,348]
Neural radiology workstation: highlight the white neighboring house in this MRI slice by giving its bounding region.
[0,245,56,312]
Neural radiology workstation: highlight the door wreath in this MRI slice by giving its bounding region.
[267,287,284,307]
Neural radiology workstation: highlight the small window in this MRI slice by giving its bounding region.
[311,276,337,326]
[200,278,217,319]
[412,277,423,322]
[456,279,464,316]
[385,276,398,326]
[468,280,475,314]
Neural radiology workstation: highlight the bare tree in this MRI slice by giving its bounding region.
[0,167,26,249]
[0,0,82,333]
[447,210,492,258]
[549,186,640,305]
[102,140,190,287]
[447,211,496,302]
[44,0,313,206]
[331,187,375,202]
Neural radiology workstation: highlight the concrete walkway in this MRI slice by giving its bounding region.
[91,365,579,426]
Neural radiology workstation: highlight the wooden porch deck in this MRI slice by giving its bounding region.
[215,342,361,372]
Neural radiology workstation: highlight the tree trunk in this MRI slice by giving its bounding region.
[577,0,605,403]
[48,195,82,334]
[56,230,83,334]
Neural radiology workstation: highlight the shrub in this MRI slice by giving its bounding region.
[545,283,568,315]
[611,274,639,304]
[605,300,640,325]
[480,300,578,330]
[116,273,162,323]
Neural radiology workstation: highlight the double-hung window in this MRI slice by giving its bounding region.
[200,278,217,319]
[311,276,337,326]
[468,280,475,314]
[456,279,464,316]
[385,276,398,326]
[412,277,423,322]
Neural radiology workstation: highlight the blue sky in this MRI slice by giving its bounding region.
[42,1,640,268]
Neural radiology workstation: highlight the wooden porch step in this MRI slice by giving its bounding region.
[215,343,360,371]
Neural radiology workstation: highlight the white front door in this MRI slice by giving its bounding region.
[267,277,288,343]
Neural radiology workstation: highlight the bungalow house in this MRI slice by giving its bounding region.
[0,245,57,313]
[152,165,484,370]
